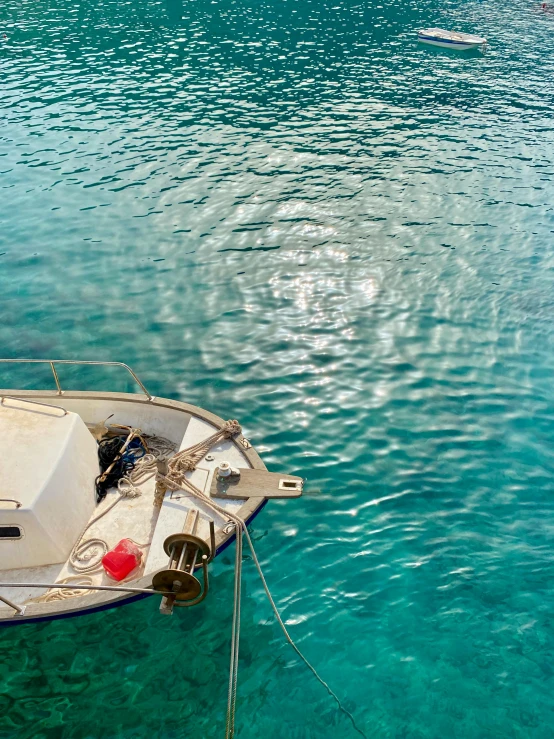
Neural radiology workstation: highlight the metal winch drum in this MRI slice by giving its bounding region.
[152,509,215,613]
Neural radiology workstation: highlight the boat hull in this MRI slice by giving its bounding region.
[418,28,486,51]
[418,37,483,50]
[0,500,267,628]
[0,389,271,627]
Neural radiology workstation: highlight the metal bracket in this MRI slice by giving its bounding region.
[278,478,303,492]
[0,594,26,616]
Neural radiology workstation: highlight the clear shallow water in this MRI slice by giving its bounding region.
[2,0,554,736]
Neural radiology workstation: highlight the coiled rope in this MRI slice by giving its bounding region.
[95,429,147,502]
[69,454,157,574]
[157,469,367,739]
[35,575,96,603]
[142,433,178,462]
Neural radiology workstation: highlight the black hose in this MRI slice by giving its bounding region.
[95,436,146,502]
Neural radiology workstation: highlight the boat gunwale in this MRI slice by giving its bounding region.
[0,389,268,625]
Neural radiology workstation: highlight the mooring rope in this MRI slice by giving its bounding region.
[240,523,367,739]
[226,522,242,739]
[163,419,242,482]
[157,470,367,739]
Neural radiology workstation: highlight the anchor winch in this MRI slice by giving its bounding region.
[152,509,215,614]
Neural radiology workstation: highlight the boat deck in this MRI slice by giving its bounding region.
[0,393,258,612]
[0,386,278,625]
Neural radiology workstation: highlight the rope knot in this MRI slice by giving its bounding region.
[117,478,142,498]
[222,420,242,438]
[178,456,197,472]
[168,455,196,475]
[158,419,243,490]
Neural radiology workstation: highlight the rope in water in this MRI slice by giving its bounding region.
[157,469,367,739]
[9,418,365,736]
[226,520,242,739]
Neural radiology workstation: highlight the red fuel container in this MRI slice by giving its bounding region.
[102,539,142,581]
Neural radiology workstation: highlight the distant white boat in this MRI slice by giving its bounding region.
[418,28,487,51]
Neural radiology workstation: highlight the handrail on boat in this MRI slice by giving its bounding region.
[1,396,68,416]
[0,359,153,401]
[0,583,165,617]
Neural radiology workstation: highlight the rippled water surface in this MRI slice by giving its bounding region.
[2,0,554,736]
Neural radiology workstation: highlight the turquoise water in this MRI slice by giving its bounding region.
[2,0,554,736]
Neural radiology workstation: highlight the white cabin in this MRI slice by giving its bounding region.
[0,398,99,569]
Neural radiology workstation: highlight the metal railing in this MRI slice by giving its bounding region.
[1,396,68,416]
[0,359,152,401]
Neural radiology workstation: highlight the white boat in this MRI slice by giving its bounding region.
[0,359,303,627]
[418,28,487,51]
